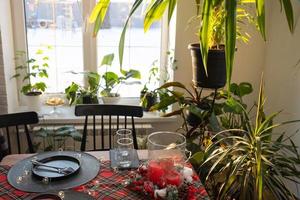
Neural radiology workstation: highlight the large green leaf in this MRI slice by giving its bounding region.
[281,0,294,32]
[100,53,114,66]
[256,0,266,40]
[199,0,212,75]
[90,0,111,37]
[168,0,177,23]
[225,0,237,87]
[119,0,143,68]
[144,0,169,32]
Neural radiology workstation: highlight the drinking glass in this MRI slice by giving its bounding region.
[114,129,134,168]
[115,129,132,144]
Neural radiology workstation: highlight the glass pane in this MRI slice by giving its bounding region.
[24,0,83,93]
[97,0,162,97]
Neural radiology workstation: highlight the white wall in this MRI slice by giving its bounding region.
[0,0,19,112]
[264,1,300,135]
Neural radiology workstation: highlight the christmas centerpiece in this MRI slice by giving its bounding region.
[124,132,207,199]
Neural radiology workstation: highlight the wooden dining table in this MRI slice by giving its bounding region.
[0,150,210,200]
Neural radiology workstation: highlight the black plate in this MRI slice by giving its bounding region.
[7,151,100,193]
[32,155,80,180]
[25,190,94,200]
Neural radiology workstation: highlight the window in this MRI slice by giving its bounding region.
[24,0,84,93]
[97,0,162,97]
[13,0,169,97]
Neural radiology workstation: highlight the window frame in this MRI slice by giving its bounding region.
[11,0,170,103]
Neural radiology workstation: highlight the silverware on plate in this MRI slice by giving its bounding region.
[31,160,75,174]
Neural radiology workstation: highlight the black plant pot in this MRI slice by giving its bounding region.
[82,95,98,104]
[186,102,211,127]
[140,91,157,111]
[188,43,226,89]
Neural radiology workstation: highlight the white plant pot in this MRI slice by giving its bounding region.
[23,95,42,112]
[102,96,121,104]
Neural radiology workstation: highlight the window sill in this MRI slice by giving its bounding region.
[15,97,177,125]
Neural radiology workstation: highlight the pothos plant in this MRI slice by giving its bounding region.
[33,126,82,152]
[99,53,141,97]
[65,71,100,105]
[89,0,297,87]
[12,47,51,95]
[200,77,300,200]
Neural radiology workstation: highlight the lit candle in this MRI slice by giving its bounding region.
[165,170,181,186]
[148,161,165,185]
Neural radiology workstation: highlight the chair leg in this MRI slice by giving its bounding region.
[81,116,88,151]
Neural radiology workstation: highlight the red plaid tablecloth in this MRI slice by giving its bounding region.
[0,161,209,200]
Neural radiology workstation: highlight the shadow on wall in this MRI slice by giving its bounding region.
[0,32,8,114]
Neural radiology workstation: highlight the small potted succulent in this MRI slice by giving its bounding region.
[12,47,51,111]
[99,53,141,104]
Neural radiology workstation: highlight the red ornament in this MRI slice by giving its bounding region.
[165,170,181,186]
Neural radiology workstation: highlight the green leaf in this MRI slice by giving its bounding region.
[89,0,111,37]
[158,81,187,90]
[103,71,119,88]
[123,69,141,79]
[32,65,39,70]
[100,53,114,66]
[144,0,169,32]
[190,151,205,165]
[86,72,100,91]
[119,0,143,68]
[281,0,294,32]
[21,84,32,94]
[65,82,79,105]
[225,0,237,87]
[256,0,266,40]
[195,0,201,15]
[11,74,20,79]
[36,49,43,54]
[238,82,253,97]
[34,82,47,92]
[199,0,213,75]
[149,95,177,111]
[168,0,177,23]
[38,69,48,78]
[162,109,183,117]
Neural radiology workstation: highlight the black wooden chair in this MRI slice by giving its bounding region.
[75,104,143,151]
[0,112,39,156]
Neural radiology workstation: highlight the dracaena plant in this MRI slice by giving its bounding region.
[200,77,300,200]
[89,0,296,87]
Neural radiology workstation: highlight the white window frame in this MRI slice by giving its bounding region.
[11,0,171,104]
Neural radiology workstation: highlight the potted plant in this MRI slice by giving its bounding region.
[65,71,100,105]
[140,62,159,111]
[33,126,82,152]
[200,78,300,199]
[90,0,296,88]
[12,47,51,110]
[99,53,141,104]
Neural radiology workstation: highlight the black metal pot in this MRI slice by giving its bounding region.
[82,95,98,104]
[186,102,211,127]
[140,91,157,111]
[188,43,226,89]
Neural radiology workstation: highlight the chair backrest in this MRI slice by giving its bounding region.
[75,104,143,151]
[0,112,39,155]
